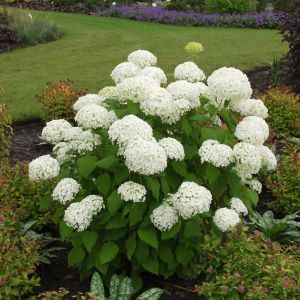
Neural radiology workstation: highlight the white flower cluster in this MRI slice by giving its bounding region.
[199,140,233,167]
[111,62,141,84]
[64,195,105,231]
[52,178,81,205]
[98,86,116,99]
[246,178,262,194]
[117,181,146,202]
[41,119,72,144]
[73,94,107,111]
[206,67,252,109]
[138,66,167,85]
[213,207,240,232]
[29,155,60,181]
[238,98,268,119]
[74,103,117,130]
[230,197,248,216]
[127,49,157,68]
[158,137,185,161]
[174,62,206,83]
[235,116,269,145]
[258,145,277,171]
[167,182,212,219]
[150,203,179,231]
[115,75,159,104]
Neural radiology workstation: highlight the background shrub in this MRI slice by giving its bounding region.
[0,86,13,159]
[264,143,300,215]
[259,87,300,139]
[0,159,57,228]
[204,0,255,14]
[166,0,205,11]
[198,226,300,299]
[38,79,85,122]
[10,13,63,46]
[0,218,41,299]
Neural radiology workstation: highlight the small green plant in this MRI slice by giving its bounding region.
[197,226,300,299]
[89,272,163,300]
[0,218,41,299]
[38,79,85,122]
[248,210,300,245]
[0,159,56,228]
[269,57,283,87]
[0,86,13,158]
[10,12,63,46]
[259,87,300,138]
[264,143,300,215]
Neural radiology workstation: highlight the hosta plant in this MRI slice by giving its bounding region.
[29,50,277,284]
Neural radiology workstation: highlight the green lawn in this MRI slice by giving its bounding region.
[0,9,288,122]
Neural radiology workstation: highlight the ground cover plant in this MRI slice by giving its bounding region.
[0,9,287,122]
[27,49,279,291]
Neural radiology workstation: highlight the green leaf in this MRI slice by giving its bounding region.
[220,108,237,133]
[160,176,170,194]
[226,170,241,197]
[59,221,73,241]
[161,222,181,240]
[159,242,175,264]
[241,188,259,206]
[210,174,227,199]
[181,118,193,136]
[114,166,130,184]
[109,274,120,300]
[126,232,137,260]
[95,172,111,196]
[118,277,134,300]
[189,114,210,123]
[77,156,97,177]
[106,214,128,229]
[205,163,221,185]
[183,144,197,160]
[171,160,187,177]
[146,177,160,200]
[40,195,52,211]
[104,227,127,241]
[51,207,64,224]
[127,101,141,115]
[138,226,158,249]
[184,221,200,238]
[107,190,123,214]
[97,155,118,169]
[201,127,227,143]
[68,246,85,266]
[99,241,119,265]
[143,254,159,275]
[175,244,193,267]
[134,241,149,264]
[137,288,164,300]
[129,202,147,226]
[90,272,105,298]
[81,231,97,253]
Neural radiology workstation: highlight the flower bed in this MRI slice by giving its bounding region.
[97,5,282,29]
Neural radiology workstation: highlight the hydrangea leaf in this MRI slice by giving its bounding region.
[99,241,119,265]
[138,226,159,249]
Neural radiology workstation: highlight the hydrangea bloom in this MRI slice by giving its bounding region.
[63,127,84,142]
[199,140,233,167]
[174,62,206,83]
[137,66,167,85]
[185,42,203,54]
[213,207,240,232]
[73,94,107,111]
[29,155,60,181]
[140,88,181,124]
[158,137,185,161]
[111,62,141,84]
[230,197,248,216]
[150,203,179,231]
[167,80,200,109]
[235,117,269,145]
[233,142,262,179]
[98,86,116,99]
[168,182,212,219]
[117,181,147,202]
[115,75,159,104]
[52,178,81,205]
[257,145,277,171]
[75,104,116,129]
[124,138,168,175]
[192,82,209,97]
[207,67,252,109]
[127,50,157,68]
[41,119,72,144]
[53,142,73,164]
[239,98,268,119]
[64,195,104,231]
[246,178,262,194]
[69,130,101,154]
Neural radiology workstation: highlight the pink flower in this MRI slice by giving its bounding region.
[207,267,213,273]
[282,278,296,288]
[0,280,5,287]
[279,268,286,275]
[234,272,241,278]
[238,286,245,293]
[254,230,262,238]
[0,215,6,222]
[220,286,228,293]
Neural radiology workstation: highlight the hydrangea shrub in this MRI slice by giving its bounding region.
[29,50,277,283]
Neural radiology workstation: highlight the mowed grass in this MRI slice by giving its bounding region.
[0,9,288,121]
